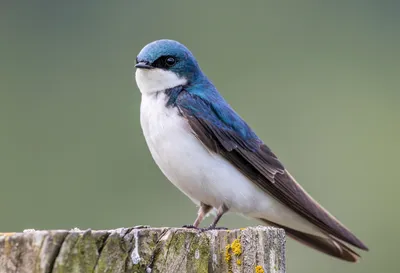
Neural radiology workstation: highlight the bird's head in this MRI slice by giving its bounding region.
[135,39,203,94]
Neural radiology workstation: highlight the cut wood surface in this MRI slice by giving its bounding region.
[0,226,285,273]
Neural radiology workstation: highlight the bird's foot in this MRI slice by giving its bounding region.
[182,224,201,230]
[201,225,229,231]
[182,224,229,232]
[208,226,229,230]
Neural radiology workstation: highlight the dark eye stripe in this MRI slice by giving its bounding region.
[152,56,177,69]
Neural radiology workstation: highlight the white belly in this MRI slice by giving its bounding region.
[140,92,322,235]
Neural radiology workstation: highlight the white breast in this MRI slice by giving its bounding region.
[139,91,323,236]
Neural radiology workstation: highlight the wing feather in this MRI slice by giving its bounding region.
[177,90,368,251]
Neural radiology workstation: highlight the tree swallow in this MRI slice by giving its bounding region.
[134,39,368,262]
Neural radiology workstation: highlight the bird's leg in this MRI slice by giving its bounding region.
[182,202,212,229]
[205,204,229,230]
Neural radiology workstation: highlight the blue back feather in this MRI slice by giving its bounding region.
[178,79,261,149]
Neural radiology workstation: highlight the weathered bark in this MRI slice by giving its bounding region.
[0,226,285,273]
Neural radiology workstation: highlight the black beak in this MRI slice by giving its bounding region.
[135,62,153,69]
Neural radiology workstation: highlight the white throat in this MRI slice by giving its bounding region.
[135,68,187,94]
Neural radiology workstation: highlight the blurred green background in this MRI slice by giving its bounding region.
[1,1,399,272]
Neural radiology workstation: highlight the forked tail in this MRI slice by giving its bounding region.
[259,218,361,262]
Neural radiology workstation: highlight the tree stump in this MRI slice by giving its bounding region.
[0,226,285,273]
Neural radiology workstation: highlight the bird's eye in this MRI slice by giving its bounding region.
[165,57,176,67]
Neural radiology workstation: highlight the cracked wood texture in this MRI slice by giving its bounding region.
[0,226,285,273]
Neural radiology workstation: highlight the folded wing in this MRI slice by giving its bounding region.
[176,90,368,251]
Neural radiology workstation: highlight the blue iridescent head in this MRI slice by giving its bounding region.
[135,39,204,94]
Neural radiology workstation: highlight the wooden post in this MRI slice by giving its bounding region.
[0,226,285,273]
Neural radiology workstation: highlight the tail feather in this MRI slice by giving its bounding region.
[259,218,361,262]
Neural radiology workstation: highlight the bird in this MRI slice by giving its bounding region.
[134,39,368,262]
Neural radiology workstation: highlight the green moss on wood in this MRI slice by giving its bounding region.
[187,233,210,273]
[94,232,129,273]
[0,226,286,273]
[52,231,98,273]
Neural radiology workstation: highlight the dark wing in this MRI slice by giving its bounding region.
[176,90,368,251]
[259,218,361,262]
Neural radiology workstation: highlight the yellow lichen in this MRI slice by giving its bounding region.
[255,265,265,273]
[225,245,231,262]
[3,236,12,256]
[240,227,246,231]
[0,233,15,236]
[231,239,242,256]
[236,259,242,265]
